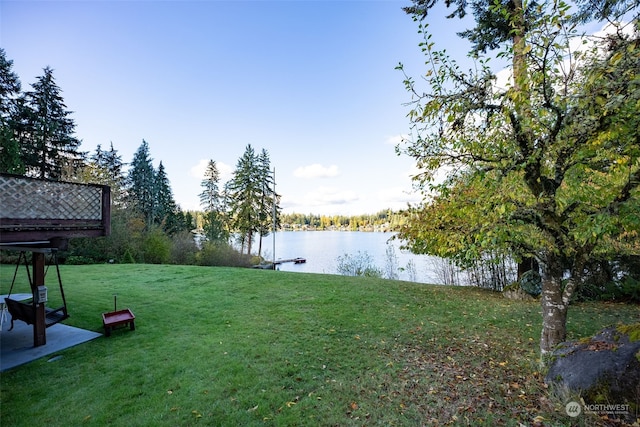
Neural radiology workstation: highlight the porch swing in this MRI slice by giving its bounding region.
[4,249,69,331]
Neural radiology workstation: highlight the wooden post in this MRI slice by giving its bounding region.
[32,251,46,347]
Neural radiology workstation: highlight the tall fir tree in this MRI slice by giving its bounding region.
[85,142,125,204]
[0,49,24,175]
[155,161,182,235]
[199,159,223,212]
[102,142,125,204]
[255,149,279,258]
[199,159,228,242]
[19,67,84,179]
[226,144,261,255]
[127,140,156,228]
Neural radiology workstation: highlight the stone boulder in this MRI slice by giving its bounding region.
[545,324,640,420]
[503,270,541,301]
[502,283,534,301]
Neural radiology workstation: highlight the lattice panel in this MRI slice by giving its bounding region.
[0,175,103,220]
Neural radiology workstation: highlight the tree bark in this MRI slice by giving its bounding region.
[539,257,568,356]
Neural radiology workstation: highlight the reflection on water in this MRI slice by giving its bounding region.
[267,231,440,284]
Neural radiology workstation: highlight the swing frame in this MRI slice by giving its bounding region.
[1,173,110,347]
[4,249,69,331]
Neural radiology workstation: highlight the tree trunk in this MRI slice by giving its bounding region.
[539,257,568,356]
[246,230,253,255]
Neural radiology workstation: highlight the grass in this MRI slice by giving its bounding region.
[1,264,638,426]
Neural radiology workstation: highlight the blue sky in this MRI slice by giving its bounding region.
[2,0,473,215]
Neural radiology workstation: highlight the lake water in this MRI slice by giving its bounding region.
[264,231,441,284]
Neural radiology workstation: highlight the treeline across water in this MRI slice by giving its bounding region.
[278,211,407,232]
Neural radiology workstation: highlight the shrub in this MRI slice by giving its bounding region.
[169,231,198,265]
[383,244,400,280]
[64,256,95,265]
[121,248,136,264]
[196,241,253,267]
[336,251,383,278]
[140,228,171,264]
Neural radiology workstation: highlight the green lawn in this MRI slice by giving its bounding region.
[1,264,637,426]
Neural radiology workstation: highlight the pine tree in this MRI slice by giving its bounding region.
[0,49,24,174]
[155,161,182,235]
[102,142,125,204]
[199,159,228,242]
[127,140,156,228]
[226,145,261,255]
[225,146,281,256]
[19,67,84,179]
[184,211,194,231]
[86,142,125,203]
[255,149,280,258]
[199,160,223,212]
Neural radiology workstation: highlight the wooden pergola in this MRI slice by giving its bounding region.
[0,173,110,347]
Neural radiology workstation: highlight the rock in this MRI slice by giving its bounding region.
[502,283,534,301]
[545,324,640,421]
[519,270,541,297]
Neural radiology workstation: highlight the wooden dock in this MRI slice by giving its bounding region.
[254,257,306,270]
[274,257,306,265]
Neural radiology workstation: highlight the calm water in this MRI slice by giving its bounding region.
[264,231,440,284]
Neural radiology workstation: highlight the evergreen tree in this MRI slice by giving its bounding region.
[0,49,24,174]
[226,144,261,255]
[184,211,194,231]
[127,140,156,228]
[199,159,228,242]
[155,161,182,235]
[199,159,223,212]
[255,149,280,258]
[225,146,281,256]
[19,67,84,179]
[85,142,125,203]
[102,142,125,204]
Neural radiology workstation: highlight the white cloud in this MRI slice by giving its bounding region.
[376,186,421,208]
[189,159,208,178]
[281,186,360,214]
[305,186,359,206]
[189,159,233,182]
[280,184,424,215]
[293,164,340,179]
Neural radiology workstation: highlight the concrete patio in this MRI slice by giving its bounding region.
[1,313,102,372]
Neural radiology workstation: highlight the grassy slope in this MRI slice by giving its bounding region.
[0,264,637,426]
